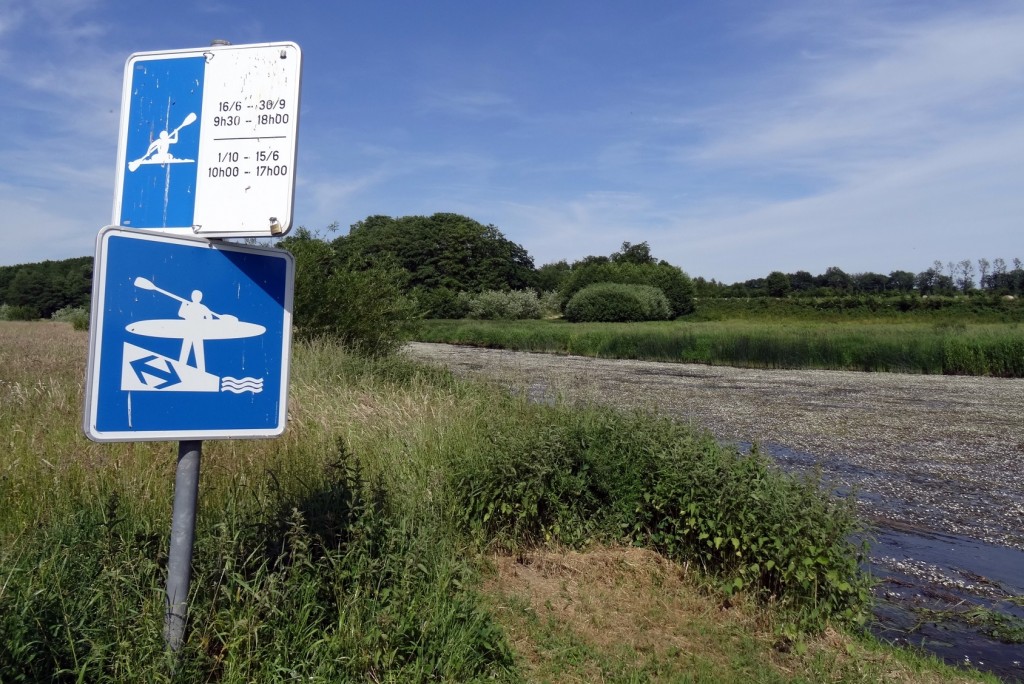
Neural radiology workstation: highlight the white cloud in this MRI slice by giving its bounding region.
[636,2,1024,280]
[688,5,1024,174]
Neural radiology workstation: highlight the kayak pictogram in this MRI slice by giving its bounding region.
[120,277,265,393]
[127,113,198,171]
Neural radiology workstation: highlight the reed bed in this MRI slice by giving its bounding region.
[414,319,1024,377]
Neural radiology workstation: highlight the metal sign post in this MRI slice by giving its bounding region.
[164,441,201,651]
[83,226,295,655]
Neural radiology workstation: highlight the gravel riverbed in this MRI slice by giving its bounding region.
[404,342,1024,551]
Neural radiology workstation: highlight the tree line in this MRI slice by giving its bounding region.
[694,259,1024,299]
[2,215,1020,328]
[0,257,92,319]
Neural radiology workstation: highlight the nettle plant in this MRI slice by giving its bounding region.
[453,402,871,631]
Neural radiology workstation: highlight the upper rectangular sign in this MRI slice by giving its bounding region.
[112,42,301,238]
[83,226,294,442]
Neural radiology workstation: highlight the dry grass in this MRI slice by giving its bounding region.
[483,547,991,684]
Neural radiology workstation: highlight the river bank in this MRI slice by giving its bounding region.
[404,342,1024,681]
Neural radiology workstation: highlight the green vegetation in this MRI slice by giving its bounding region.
[558,243,696,318]
[695,259,1024,298]
[336,212,535,292]
[693,294,1023,322]
[2,321,995,682]
[282,228,418,355]
[49,305,89,330]
[414,318,1024,377]
[564,282,671,322]
[0,256,92,320]
[460,288,545,320]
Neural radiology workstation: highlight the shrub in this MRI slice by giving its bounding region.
[453,404,870,629]
[285,234,417,356]
[538,290,563,318]
[560,262,695,317]
[0,304,39,321]
[49,305,89,330]
[464,289,543,320]
[564,283,671,322]
[413,286,470,319]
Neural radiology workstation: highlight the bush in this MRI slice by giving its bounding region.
[538,290,563,318]
[464,289,542,320]
[560,262,695,317]
[564,283,671,322]
[413,286,470,319]
[284,233,416,356]
[49,305,89,330]
[454,404,870,629]
[0,304,39,321]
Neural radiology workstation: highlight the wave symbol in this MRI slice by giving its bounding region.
[221,377,264,394]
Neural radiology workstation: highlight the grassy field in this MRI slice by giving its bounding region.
[413,318,1024,377]
[0,321,998,682]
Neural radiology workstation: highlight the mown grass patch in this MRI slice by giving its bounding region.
[483,549,994,684]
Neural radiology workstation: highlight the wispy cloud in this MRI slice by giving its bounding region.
[419,89,517,118]
[685,4,1024,176]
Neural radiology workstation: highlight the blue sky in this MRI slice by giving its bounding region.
[1,0,1022,283]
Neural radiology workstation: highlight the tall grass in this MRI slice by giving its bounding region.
[0,322,893,681]
[414,319,1024,377]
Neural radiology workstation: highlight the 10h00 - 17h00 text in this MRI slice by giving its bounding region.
[208,151,289,178]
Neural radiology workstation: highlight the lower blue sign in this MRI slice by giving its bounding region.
[84,226,294,441]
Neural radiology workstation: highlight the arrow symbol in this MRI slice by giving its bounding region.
[130,355,182,389]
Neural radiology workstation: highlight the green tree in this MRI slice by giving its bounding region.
[765,271,791,298]
[610,241,656,265]
[534,260,571,292]
[0,257,92,319]
[887,270,916,293]
[560,260,695,317]
[281,228,415,356]
[818,266,852,293]
[335,213,535,293]
[789,270,815,293]
[852,272,888,294]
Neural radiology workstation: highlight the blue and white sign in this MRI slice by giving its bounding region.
[84,226,294,441]
[112,42,301,238]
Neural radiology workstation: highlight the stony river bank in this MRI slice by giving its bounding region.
[403,342,1024,682]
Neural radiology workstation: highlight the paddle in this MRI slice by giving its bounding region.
[127,112,198,172]
[133,276,238,322]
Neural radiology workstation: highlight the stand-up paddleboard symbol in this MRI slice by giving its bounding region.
[127,113,197,172]
[121,277,265,394]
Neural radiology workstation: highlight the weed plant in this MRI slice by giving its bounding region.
[450,404,871,631]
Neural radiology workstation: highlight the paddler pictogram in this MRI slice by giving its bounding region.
[127,112,198,172]
[121,277,265,394]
